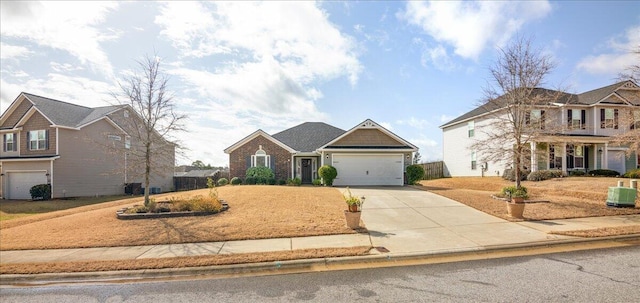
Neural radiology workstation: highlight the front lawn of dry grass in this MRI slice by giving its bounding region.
[418,176,640,221]
[0,186,355,250]
[0,195,132,221]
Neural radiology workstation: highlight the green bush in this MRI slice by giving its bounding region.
[277,179,287,185]
[287,177,302,186]
[569,170,586,176]
[527,170,565,181]
[406,164,425,185]
[318,165,338,186]
[245,176,257,185]
[623,168,640,178]
[588,169,620,177]
[230,177,242,185]
[312,178,322,186]
[502,168,530,182]
[267,178,277,185]
[217,178,229,186]
[501,185,528,199]
[246,166,275,179]
[29,184,51,200]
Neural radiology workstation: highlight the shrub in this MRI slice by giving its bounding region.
[230,177,242,185]
[501,185,528,199]
[245,166,275,179]
[170,195,221,213]
[312,178,322,186]
[588,169,620,177]
[502,168,530,182]
[267,178,277,185]
[29,184,51,200]
[217,178,229,186]
[623,168,640,178]
[318,165,338,186]
[406,164,425,185]
[527,170,565,181]
[277,179,287,185]
[245,176,257,185]
[287,177,302,186]
[569,170,586,176]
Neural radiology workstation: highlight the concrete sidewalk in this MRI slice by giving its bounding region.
[1,187,638,266]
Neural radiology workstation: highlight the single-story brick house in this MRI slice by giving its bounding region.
[224,119,418,186]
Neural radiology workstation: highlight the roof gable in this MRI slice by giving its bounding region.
[320,119,417,151]
[224,129,295,154]
[272,122,345,152]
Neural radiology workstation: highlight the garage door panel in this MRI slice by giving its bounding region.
[7,172,48,200]
[332,154,403,186]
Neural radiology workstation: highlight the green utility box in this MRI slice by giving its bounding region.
[606,187,637,207]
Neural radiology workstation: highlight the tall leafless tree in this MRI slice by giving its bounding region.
[470,37,563,189]
[115,54,186,206]
[611,46,640,159]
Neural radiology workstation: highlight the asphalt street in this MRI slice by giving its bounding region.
[1,245,638,302]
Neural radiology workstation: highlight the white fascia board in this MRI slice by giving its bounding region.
[0,156,60,163]
[595,92,633,106]
[318,148,416,153]
[0,93,33,125]
[15,106,55,127]
[224,129,295,154]
[0,127,22,133]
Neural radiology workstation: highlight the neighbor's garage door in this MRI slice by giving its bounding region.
[7,171,47,200]
[607,151,626,175]
[332,154,404,186]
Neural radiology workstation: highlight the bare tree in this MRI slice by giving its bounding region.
[617,46,640,83]
[115,54,186,206]
[611,47,640,159]
[471,37,563,189]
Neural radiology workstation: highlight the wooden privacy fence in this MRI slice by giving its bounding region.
[173,171,230,191]
[419,161,444,180]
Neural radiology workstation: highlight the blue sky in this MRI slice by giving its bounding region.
[1,1,638,166]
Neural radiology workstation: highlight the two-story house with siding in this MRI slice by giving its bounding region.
[0,92,175,199]
[441,80,640,177]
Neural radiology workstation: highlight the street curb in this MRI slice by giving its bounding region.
[1,234,638,286]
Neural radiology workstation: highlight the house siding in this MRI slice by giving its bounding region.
[0,98,32,128]
[20,112,56,156]
[331,129,404,146]
[229,135,290,181]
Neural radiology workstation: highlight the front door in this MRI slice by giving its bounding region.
[301,159,312,184]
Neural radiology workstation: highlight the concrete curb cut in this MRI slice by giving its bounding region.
[2,234,638,286]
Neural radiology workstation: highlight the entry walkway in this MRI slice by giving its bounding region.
[1,187,638,264]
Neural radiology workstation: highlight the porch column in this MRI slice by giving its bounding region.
[603,143,608,169]
[561,142,567,174]
[530,141,537,172]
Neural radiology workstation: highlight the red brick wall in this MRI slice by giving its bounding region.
[229,135,291,181]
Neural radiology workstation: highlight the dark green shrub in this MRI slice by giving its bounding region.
[623,168,640,178]
[406,164,425,185]
[267,178,277,185]
[312,178,322,186]
[588,169,620,177]
[246,166,274,179]
[527,170,565,181]
[217,178,229,186]
[318,165,338,186]
[287,177,302,186]
[569,170,586,176]
[277,179,287,185]
[245,176,257,185]
[230,177,242,185]
[29,184,51,200]
[502,168,530,181]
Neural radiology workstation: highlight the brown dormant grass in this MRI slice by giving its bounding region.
[0,246,372,275]
[418,177,640,221]
[0,186,356,250]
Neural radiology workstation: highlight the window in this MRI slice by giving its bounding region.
[108,135,122,141]
[28,130,47,150]
[527,110,545,129]
[468,121,475,137]
[3,133,17,152]
[568,109,585,129]
[549,144,562,169]
[600,108,618,129]
[471,151,477,170]
[632,110,640,130]
[574,145,584,168]
[251,145,270,167]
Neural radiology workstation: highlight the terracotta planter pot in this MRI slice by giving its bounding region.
[507,202,525,219]
[344,210,361,229]
[348,204,359,212]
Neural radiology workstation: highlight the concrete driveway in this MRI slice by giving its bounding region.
[344,187,570,255]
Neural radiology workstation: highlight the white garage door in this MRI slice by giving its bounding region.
[607,151,625,175]
[332,154,404,186]
[7,171,48,200]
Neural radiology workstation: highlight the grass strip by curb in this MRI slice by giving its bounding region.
[549,225,640,238]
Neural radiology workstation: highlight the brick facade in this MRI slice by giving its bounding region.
[229,135,291,181]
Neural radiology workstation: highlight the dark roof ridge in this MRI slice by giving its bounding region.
[22,92,92,110]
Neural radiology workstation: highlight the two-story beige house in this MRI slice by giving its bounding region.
[441,80,640,177]
[0,93,175,199]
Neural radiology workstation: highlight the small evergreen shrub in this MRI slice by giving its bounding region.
[588,169,620,177]
[569,170,586,176]
[623,168,640,178]
[318,165,338,186]
[230,177,242,185]
[245,176,257,185]
[267,178,277,185]
[527,170,565,181]
[406,164,425,185]
[246,166,275,179]
[502,168,530,182]
[277,179,287,185]
[217,178,229,186]
[29,184,51,200]
[312,178,322,186]
[287,177,302,186]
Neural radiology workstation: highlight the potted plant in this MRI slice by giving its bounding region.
[502,185,528,218]
[343,187,365,229]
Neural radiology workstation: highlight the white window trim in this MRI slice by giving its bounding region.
[468,121,475,138]
[29,130,47,151]
[250,146,270,167]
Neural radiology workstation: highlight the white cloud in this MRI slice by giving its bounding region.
[0,1,119,78]
[439,114,455,123]
[396,117,431,129]
[408,136,441,162]
[577,26,640,75]
[399,1,551,62]
[0,43,33,60]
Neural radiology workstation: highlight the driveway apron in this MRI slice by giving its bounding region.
[343,187,570,255]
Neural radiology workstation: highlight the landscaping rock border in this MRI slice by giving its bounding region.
[116,200,229,220]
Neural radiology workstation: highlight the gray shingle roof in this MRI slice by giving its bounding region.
[22,93,121,128]
[272,122,345,152]
[576,81,630,105]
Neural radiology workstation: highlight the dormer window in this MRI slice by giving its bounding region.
[251,145,270,167]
